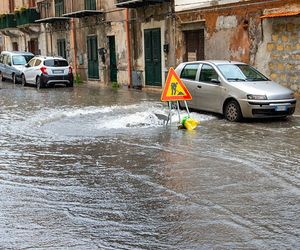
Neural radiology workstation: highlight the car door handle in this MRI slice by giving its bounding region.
[197,85,202,88]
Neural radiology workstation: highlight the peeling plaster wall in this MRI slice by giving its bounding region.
[176,0,300,91]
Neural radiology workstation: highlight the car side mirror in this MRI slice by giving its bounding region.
[25,63,30,68]
[8,62,11,66]
[211,78,220,84]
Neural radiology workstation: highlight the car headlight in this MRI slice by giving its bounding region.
[247,94,267,100]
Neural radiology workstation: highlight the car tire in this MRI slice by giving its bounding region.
[1,72,6,81]
[224,100,243,122]
[36,76,43,90]
[67,81,74,87]
[21,74,27,87]
[12,74,17,84]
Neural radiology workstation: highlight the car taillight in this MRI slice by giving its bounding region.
[69,66,72,74]
[40,66,48,75]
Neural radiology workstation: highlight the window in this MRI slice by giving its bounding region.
[6,55,12,66]
[34,59,42,66]
[180,64,199,80]
[199,64,218,83]
[44,59,68,67]
[3,55,8,65]
[57,39,66,59]
[55,0,64,17]
[12,55,27,65]
[28,59,36,67]
[237,64,268,81]
[85,0,96,10]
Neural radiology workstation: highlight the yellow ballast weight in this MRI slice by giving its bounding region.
[181,116,199,130]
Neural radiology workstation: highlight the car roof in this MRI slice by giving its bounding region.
[182,60,247,66]
[33,56,67,60]
[1,51,34,56]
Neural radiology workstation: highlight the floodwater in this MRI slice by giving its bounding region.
[0,82,299,249]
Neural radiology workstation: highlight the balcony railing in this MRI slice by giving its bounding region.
[0,14,17,29]
[116,0,169,8]
[15,8,40,26]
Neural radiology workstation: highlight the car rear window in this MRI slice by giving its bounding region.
[44,59,68,67]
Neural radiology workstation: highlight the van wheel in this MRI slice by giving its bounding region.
[36,76,43,90]
[224,100,243,122]
[12,74,17,84]
[1,72,5,81]
[21,74,27,87]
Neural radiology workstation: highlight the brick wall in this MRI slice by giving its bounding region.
[266,16,300,93]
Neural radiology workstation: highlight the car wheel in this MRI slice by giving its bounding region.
[224,100,243,122]
[36,76,42,90]
[21,74,27,87]
[12,74,17,84]
[1,72,5,81]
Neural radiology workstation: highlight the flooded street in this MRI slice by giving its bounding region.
[0,81,299,249]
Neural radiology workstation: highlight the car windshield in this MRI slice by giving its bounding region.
[12,55,33,65]
[44,59,68,67]
[218,64,268,81]
[236,64,269,81]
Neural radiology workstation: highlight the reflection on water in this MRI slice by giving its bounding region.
[0,83,299,249]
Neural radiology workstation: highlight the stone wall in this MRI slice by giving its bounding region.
[264,16,300,92]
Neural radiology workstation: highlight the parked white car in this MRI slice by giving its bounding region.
[21,56,73,89]
[176,60,296,121]
[0,51,34,84]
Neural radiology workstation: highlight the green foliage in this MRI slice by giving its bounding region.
[74,73,83,85]
[111,82,119,88]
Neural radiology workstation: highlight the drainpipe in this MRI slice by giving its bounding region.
[125,8,132,88]
[71,17,77,75]
[70,0,77,75]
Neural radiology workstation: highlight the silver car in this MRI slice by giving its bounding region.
[176,60,296,121]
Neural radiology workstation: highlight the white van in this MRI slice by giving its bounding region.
[0,51,34,84]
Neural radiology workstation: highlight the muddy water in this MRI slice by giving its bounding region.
[0,82,299,249]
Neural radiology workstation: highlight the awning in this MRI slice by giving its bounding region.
[260,11,300,18]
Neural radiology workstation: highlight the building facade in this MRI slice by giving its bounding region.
[0,0,299,92]
[0,0,40,54]
[174,0,300,92]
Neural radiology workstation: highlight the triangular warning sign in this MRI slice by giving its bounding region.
[161,67,192,102]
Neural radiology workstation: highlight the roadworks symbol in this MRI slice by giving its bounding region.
[161,67,192,102]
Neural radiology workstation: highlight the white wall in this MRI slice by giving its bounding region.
[175,0,250,12]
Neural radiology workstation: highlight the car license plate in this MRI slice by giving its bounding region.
[275,105,287,111]
[53,70,64,74]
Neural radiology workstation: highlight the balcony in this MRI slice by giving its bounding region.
[115,0,169,8]
[63,9,103,18]
[63,0,103,18]
[15,8,40,27]
[0,14,17,30]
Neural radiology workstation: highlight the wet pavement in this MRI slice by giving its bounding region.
[0,81,299,249]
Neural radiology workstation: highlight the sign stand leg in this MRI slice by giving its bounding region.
[168,101,172,125]
[184,101,190,118]
[176,101,181,123]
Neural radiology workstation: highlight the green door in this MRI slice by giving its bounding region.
[109,36,117,83]
[144,28,162,86]
[87,36,99,79]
